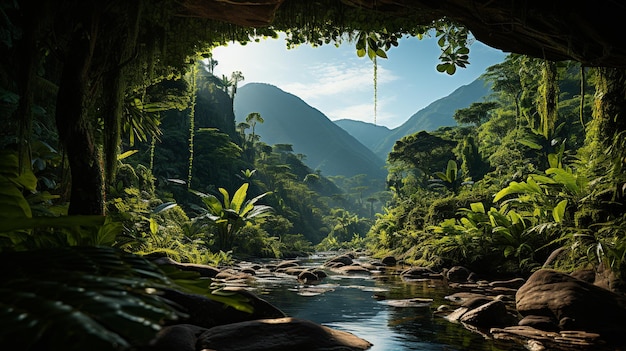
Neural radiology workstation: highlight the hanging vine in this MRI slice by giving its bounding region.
[149,120,157,172]
[536,60,558,140]
[356,31,393,125]
[373,55,377,125]
[187,63,198,189]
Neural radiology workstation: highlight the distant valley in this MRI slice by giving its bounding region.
[335,78,493,159]
[234,78,493,179]
[234,83,387,181]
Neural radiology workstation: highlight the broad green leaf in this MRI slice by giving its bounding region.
[231,183,249,212]
[494,181,529,202]
[190,190,223,214]
[117,150,138,160]
[446,160,457,183]
[504,246,515,258]
[552,199,568,223]
[469,202,485,214]
[240,191,270,216]
[489,210,511,227]
[208,289,254,313]
[547,153,560,168]
[245,205,274,220]
[445,64,456,75]
[95,219,122,246]
[0,183,32,218]
[508,210,523,224]
[531,174,556,185]
[153,202,177,214]
[219,187,231,209]
[433,171,448,182]
[546,168,584,195]
[518,138,542,150]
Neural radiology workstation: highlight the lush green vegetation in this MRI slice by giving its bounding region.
[1,0,626,349]
[367,56,626,283]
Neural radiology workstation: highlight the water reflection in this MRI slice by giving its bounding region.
[247,256,527,351]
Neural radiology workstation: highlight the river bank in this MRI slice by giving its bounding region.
[150,251,626,351]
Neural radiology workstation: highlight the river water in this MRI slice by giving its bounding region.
[244,252,528,351]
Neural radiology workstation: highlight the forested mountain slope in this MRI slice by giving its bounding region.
[336,78,493,159]
[234,83,387,180]
[376,78,492,158]
[333,119,392,152]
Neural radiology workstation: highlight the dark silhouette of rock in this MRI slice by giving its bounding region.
[197,317,373,351]
[446,266,472,283]
[459,300,517,328]
[515,269,626,342]
[298,270,322,283]
[273,260,301,271]
[400,266,439,280]
[148,324,206,351]
[517,315,560,331]
[160,287,286,329]
[324,253,354,267]
[381,256,397,266]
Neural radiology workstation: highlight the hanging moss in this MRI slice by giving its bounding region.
[187,64,198,189]
[536,60,559,140]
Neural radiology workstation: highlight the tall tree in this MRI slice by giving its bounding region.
[453,101,499,127]
[229,71,245,100]
[245,112,264,144]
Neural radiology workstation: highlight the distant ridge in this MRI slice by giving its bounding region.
[234,83,387,180]
[333,119,391,152]
[334,78,492,159]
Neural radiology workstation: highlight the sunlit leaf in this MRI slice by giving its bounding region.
[469,202,485,214]
[153,202,177,214]
[552,199,568,223]
[117,150,138,160]
[231,183,249,212]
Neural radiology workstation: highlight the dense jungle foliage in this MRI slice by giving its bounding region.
[370,56,626,281]
[1,0,626,349]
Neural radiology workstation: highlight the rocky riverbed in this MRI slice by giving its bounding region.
[148,252,626,351]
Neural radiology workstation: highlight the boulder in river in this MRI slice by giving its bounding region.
[150,318,373,351]
[197,317,373,351]
[515,268,626,343]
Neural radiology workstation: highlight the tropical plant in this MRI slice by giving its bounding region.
[191,183,274,250]
[426,202,539,274]
[429,160,470,194]
[0,244,258,351]
[0,246,183,351]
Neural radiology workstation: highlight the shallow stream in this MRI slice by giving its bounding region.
[245,252,528,351]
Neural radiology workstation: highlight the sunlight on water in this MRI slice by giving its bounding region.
[249,255,527,351]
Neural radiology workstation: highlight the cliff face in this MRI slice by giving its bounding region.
[180,0,626,69]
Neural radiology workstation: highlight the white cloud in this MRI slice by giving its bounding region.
[211,34,507,128]
[281,61,398,101]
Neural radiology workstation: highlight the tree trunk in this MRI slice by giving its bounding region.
[55,24,104,215]
[592,68,626,150]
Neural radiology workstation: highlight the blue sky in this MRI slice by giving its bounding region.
[211,33,507,129]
